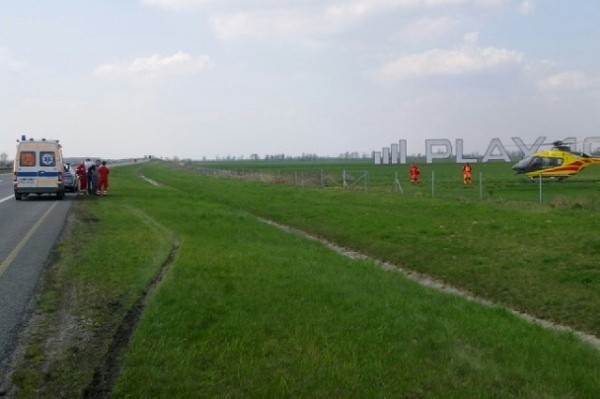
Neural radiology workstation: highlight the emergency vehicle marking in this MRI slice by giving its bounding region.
[40,152,56,166]
[20,152,36,166]
[16,171,60,177]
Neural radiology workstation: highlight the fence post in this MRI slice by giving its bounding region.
[539,174,543,205]
[343,170,349,189]
[394,172,403,193]
[479,172,483,200]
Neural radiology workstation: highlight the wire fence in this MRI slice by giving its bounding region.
[182,162,599,208]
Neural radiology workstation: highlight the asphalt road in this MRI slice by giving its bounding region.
[0,173,74,384]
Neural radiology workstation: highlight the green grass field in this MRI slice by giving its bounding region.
[187,157,600,205]
[10,160,600,398]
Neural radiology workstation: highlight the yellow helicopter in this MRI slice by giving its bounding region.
[512,141,600,180]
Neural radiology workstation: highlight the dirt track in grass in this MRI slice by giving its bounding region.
[257,217,600,350]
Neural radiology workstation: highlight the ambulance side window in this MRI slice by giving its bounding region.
[20,151,36,167]
[40,151,56,167]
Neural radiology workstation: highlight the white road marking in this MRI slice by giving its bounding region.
[0,195,14,204]
[0,202,58,277]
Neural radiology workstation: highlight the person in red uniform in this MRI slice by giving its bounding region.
[409,163,420,183]
[462,162,472,185]
[76,161,87,195]
[97,160,110,195]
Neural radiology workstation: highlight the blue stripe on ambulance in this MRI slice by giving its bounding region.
[16,172,60,177]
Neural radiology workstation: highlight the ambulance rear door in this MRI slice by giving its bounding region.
[14,142,64,199]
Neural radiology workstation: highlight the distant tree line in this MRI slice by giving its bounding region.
[206,152,371,162]
[0,152,10,168]
[172,147,599,163]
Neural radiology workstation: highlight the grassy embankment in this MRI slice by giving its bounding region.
[11,161,600,398]
[9,186,174,397]
[155,160,600,336]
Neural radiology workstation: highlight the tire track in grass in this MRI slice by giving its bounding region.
[137,171,599,349]
[84,206,179,398]
[139,174,161,187]
[257,217,600,350]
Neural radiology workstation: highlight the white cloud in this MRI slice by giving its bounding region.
[323,0,394,22]
[320,0,505,14]
[463,31,479,44]
[211,10,317,40]
[393,17,460,42]
[208,0,506,41]
[0,48,26,72]
[139,0,213,10]
[209,5,368,41]
[517,0,536,15]
[376,45,523,81]
[537,71,598,91]
[94,51,211,84]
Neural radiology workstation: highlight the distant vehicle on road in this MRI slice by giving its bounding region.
[63,162,79,192]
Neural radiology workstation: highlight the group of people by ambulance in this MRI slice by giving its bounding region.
[12,137,112,200]
[76,158,110,196]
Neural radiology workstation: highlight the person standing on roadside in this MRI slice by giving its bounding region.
[93,159,101,194]
[76,160,87,195]
[409,163,421,184]
[462,162,473,185]
[86,159,100,195]
[97,161,110,195]
[84,158,95,195]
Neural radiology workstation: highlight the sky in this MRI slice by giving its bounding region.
[1,0,599,160]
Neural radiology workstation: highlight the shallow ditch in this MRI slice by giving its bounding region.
[83,236,179,398]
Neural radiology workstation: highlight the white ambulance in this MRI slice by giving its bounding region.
[13,136,66,200]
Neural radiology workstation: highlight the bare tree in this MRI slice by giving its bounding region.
[0,152,9,167]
